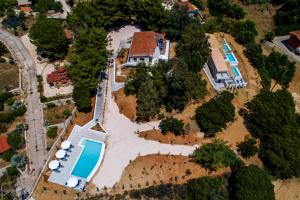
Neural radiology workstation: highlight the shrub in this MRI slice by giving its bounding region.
[10,154,27,168]
[1,149,14,161]
[237,137,257,158]
[46,102,56,109]
[192,140,237,171]
[47,126,58,139]
[195,91,235,137]
[63,109,71,118]
[40,95,48,103]
[159,117,184,135]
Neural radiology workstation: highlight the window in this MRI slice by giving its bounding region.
[140,58,145,61]
[133,58,137,62]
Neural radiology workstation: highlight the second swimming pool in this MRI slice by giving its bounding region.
[71,139,105,181]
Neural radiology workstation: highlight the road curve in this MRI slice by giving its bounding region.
[0,29,47,190]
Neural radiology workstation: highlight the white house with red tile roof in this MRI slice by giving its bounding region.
[124,31,170,66]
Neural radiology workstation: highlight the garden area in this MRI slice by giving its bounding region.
[43,102,74,125]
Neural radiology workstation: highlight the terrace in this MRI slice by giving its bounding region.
[47,123,107,191]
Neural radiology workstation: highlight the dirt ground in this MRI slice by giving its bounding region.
[234,1,276,42]
[115,155,230,193]
[43,104,75,125]
[288,64,300,113]
[274,178,300,200]
[169,42,176,59]
[138,129,203,146]
[33,98,96,200]
[113,88,137,121]
[0,63,19,91]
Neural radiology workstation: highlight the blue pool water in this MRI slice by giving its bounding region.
[226,53,237,63]
[71,140,103,179]
[232,66,240,77]
[223,44,231,52]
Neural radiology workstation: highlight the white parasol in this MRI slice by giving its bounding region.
[61,140,71,150]
[67,177,79,188]
[49,160,60,170]
[55,149,66,159]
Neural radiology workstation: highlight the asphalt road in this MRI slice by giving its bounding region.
[0,29,47,192]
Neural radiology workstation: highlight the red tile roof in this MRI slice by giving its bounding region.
[20,6,32,13]
[129,31,166,57]
[47,67,70,85]
[288,30,300,49]
[64,29,73,40]
[0,135,12,154]
[177,0,198,12]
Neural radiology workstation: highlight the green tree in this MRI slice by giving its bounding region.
[192,140,237,171]
[237,137,257,158]
[176,23,210,72]
[265,51,295,88]
[231,165,275,200]
[67,28,109,91]
[159,117,184,135]
[233,20,257,44]
[0,41,8,56]
[166,61,207,111]
[208,0,245,20]
[136,78,160,121]
[29,16,67,59]
[72,85,91,112]
[195,91,235,137]
[246,90,300,178]
[7,132,24,150]
[185,176,229,200]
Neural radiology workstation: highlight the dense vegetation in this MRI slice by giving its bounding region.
[46,126,58,139]
[192,140,237,171]
[67,28,109,111]
[176,23,210,72]
[0,0,15,17]
[125,60,206,121]
[245,90,300,178]
[230,165,275,200]
[0,42,8,57]
[185,176,229,200]
[159,117,184,135]
[195,91,235,137]
[208,0,245,20]
[274,0,300,35]
[29,16,67,59]
[33,0,63,13]
[237,137,258,158]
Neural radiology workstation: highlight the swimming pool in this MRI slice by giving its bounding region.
[223,44,231,52]
[232,66,241,77]
[226,53,237,63]
[71,139,105,181]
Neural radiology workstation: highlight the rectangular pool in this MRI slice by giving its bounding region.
[71,139,104,180]
[223,44,231,52]
[232,66,240,77]
[226,53,237,63]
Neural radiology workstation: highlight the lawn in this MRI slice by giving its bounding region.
[0,63,19,91]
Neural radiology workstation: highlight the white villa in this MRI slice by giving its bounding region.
[123,31,170,67]
[205,34,247,90]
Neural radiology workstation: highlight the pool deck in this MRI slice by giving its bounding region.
[48,124,107,191]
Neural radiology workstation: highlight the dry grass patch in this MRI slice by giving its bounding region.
[0,63,19,91]
[288,64,300,113]
[138,129,202,145]
[233,1,276,42]
[115,155,230,192]
[44,104,75,125]
[274,178,300,200]
[113,88,137,121]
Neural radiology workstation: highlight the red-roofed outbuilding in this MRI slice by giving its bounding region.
[0,135,12,154]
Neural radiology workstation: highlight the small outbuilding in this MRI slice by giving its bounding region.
[288,30,300,55]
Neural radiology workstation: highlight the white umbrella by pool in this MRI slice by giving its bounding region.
[55,149,66,159]
[67,177,78,188]
[61,140,71,150]
[49,160,60,170]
